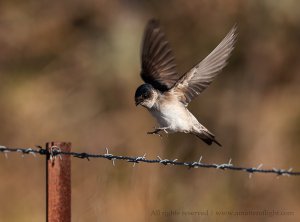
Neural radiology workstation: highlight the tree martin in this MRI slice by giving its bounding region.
[135,20,236,146]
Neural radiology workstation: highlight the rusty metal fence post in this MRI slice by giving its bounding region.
[46,142,71,222]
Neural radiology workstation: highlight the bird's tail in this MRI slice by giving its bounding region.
[194,131,222,147]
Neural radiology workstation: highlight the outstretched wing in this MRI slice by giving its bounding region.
[140,20,178,92]
[170,26,237,106]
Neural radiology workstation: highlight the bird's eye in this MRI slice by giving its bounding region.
[143,92,150,98]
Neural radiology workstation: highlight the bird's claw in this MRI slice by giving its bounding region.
[147,127,169,137]
[147,130,163,137]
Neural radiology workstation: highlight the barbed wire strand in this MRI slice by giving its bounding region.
[0,145,299,177]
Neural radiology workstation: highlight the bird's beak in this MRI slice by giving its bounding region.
[135,97,143,106]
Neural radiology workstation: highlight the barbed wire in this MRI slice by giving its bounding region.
[0,145,299,177]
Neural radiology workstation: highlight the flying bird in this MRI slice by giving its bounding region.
[134,20,236,146]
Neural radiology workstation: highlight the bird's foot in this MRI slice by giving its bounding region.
[147,127,169,137]
[147,129,163,137]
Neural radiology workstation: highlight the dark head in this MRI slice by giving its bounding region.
[134,84,157,108]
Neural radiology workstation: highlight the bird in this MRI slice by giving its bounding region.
[134,20,236,146]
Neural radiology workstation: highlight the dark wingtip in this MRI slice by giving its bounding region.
[145,19,162,33]
[147,19,160,27]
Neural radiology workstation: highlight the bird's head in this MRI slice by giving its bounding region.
[135,84,157,109]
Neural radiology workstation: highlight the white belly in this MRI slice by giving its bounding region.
[150,102,198,133]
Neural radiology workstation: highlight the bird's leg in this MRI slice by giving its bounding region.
[160,127,169,134]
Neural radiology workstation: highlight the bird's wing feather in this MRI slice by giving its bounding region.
[141,20,178,92]
[170,26,237,106]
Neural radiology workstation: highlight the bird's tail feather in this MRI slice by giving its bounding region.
[194,132,222,147]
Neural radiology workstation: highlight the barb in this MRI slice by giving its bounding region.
[0,146,299,177]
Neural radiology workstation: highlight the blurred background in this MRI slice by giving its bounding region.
[0,0,300,221]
